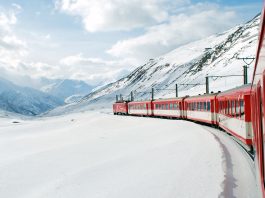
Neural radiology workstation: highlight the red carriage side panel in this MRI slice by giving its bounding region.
[184,94,217,124]
[250,4,265,196]
[216,85,252,146]
[152,98,185,118]
[128,101,153,116]
[113,102,128,115]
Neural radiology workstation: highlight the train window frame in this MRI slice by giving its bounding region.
[207,101,211,111]
[227,101,230,116]
[236,100,240,118]
[231,100,235,117]
[240,99,245,119]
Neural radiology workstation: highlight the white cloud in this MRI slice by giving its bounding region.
[0,6,27,67]
[56,0,187,32]
[58,53,133,84]
[107,3,238,63]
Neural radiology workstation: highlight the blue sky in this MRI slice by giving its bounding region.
[0,0,262,86]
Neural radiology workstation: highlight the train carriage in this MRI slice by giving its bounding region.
[152,97,186,118]
[113,101,128,115]
[128,101,153,116]
[184,93,217,124]
[216,85,252,146]
[251,5,265,196]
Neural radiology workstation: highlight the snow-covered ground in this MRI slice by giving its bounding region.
[0,111,259,197]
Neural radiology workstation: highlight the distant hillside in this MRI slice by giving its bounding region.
[0,78,64,116]
[42,79,93,102]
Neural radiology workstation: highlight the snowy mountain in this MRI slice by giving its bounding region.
[0,78,64,116]
[47,14,260,116]
[41,79,93,102]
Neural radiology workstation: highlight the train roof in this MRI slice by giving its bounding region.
[128,100,152,104]
[153,96,187,102]
[184,92,217,100]
[217,84,251,96]
[114,100,129,103]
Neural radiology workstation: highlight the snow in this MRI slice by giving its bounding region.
[0,111,259,197]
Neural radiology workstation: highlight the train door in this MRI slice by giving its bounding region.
[256,82,265,184]
[211,98,217,125]
[262,72,265,184]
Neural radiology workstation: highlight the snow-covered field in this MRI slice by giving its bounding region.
[0,111,259,198]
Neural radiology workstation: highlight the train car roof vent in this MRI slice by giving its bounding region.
[199,94,201,95]
[211,91,214,93]
[218,91,221,93]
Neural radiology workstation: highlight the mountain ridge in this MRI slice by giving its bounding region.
[42,14,262,116]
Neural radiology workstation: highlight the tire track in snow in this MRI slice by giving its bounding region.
[203,127,237,198]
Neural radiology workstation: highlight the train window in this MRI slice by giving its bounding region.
[240,99,245,119]
[165,104,168,109]
[231,101,235,116]
[170,103,173,110]
[207,102,210,111]
[227,101,230,115]
[204,102,206,111]
[235,100,239,117]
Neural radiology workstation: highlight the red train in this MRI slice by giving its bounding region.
[113,85,252,149]
[113,4,265,197]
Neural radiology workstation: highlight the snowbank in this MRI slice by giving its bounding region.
[0,111,258,197]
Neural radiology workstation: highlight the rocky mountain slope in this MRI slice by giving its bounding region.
[48,14,260,115]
